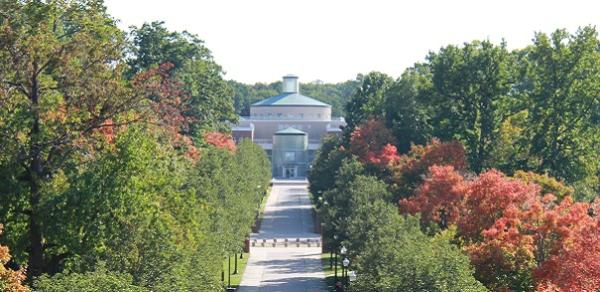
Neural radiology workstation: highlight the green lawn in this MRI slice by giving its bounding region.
[222,252,250,289]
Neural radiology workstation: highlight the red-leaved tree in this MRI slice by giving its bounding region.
[399,165,466,228]
[348,119,399,168]
[391,139,467,199]
[458,169,540,242]
[534,218,600,291]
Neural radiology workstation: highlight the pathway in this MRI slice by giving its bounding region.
[237,179,326,292]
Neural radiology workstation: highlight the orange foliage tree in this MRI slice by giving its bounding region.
[470,195,600,290]
[0,225,29,292]
[399,165,466,228]
[398,161,600,290]
[203,132,236,152]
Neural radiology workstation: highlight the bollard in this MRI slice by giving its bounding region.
[262,239,266,247]
[272,238,276,247]
[307,238,311,247]
[284,238,288,247]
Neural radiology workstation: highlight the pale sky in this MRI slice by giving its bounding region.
[104,0,600,84]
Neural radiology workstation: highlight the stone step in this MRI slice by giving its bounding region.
[251,238,321,248]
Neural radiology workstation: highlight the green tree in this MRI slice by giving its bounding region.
[0,0,144,278]
[384,64,434,153]
[488,110,531,174]
[349,202,485,292]
[56,127,211,289]
[34,264,146,292]
[428,40,514,172]
[308,134,347,199]
[319,158,366,248]
[229,81,279,116]
[177,57,236,134]
[128,21,236,134]
[522,26,600,190]
[334,176,391,254]
[299,79,358,117]
[193,139,270,273]
[126,21,210,77]
[344,72,394,135]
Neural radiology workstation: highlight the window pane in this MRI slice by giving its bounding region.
[285,152,295,161]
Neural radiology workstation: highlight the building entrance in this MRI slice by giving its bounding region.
[283,166,298,178]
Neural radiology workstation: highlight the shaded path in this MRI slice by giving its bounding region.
[238,180,326,292]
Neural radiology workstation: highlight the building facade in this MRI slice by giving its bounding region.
[232,75,346,179]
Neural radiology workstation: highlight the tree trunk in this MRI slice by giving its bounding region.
[27,178,44,278]
[27,63,44,279]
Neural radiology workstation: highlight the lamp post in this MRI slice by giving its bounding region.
[333,235,338,282]
[342,257,350,285]
[234,253,238,274]
[340,246,347,285]
[227,255,231,288]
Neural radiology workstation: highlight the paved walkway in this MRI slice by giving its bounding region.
[238,180,326,292]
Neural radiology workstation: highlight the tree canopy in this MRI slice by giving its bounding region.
[0,1,269,290]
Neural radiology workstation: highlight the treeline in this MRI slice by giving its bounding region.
[311,27,600,291]
[0,1,270,291]
[228,79,358,116]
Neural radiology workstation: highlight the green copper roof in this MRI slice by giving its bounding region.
[275,127,307,135]
[252,93,330,107]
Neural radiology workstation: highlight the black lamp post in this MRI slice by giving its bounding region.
[334,251,338,282]
[342,257,350,286]
[340,246,347,286]
[333,235,338,282]
[329,250,333,268]
[234,253,238,274]
[227,255,231,288]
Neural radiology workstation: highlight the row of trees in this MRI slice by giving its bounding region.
[313,121,599,290]
[311,27,600,291]
[0,1,271,291]
[344,28,600,200]
[312,133,485,291]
